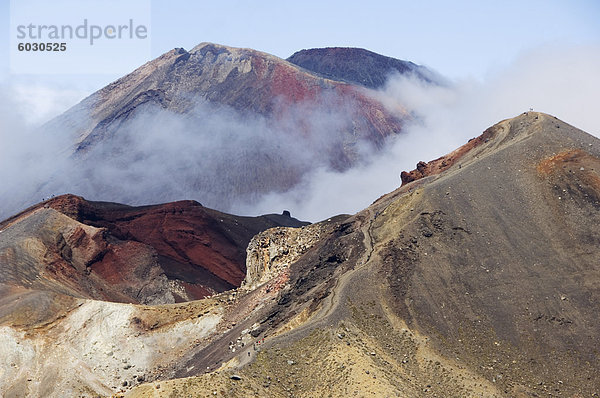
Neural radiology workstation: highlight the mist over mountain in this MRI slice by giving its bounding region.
[244,44,600,221]
[8,43,426,221]
[3,43,598,223]
[0,0,599,392]
[2,113,599,397]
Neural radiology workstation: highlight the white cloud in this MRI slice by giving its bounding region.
[247,43,600,221]
[1,43,599,222]
[11,83,89,126]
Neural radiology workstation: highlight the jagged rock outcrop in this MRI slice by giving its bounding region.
[242,224,323,291]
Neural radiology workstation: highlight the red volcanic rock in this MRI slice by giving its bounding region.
[400,124,498,186]
[42,43,414,213]
[0,195,308,304]
[537,148,600,204]
[83,201,247,288]
[63,43,407,153]
[269,61,322,104]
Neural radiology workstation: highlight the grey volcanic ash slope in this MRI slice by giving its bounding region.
[129,112,600,397]
[287,47,435,88]
[36,43,426,216]
[2,112,599,397]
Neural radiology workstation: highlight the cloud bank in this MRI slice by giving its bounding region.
[1,43,599,222]
[246,43,600,221]
[0,87,371,220]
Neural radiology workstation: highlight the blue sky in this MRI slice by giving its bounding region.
[0,0,599,120]
[150,0,600,79]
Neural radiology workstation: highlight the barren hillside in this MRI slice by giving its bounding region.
[1,112,598,397]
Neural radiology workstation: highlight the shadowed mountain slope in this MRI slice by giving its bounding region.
[128,112,600,397]
[0,194,307,304]
[35,43,426,215]
[287,47,435,89]
[2,113,599,397]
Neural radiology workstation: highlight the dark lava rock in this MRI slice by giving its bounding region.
[288,47,435,89]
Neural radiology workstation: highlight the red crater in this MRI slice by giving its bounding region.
[0,194,307,304]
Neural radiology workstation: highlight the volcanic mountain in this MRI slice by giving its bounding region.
[53,43,415,151]
[287,47,435,89]
[2,112,599,397]
[0,194,307,304]
[34,43,429,216]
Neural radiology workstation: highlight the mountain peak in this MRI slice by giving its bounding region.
[399,111,587,186]
[38,43,413,216]
[287,46,434,88]
[3,114,600,396]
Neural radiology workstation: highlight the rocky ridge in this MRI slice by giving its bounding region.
[287,47,435,88]
[242,223,325,291]
[124,112,600,397]
[1,113,599,397]
[0,194,308,304]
